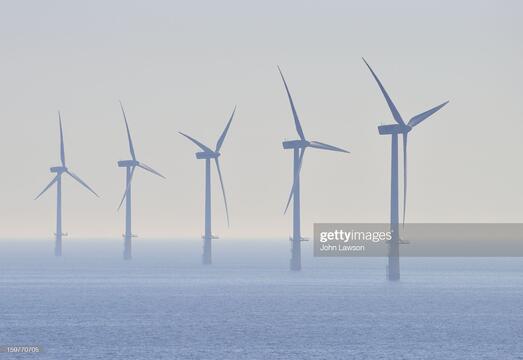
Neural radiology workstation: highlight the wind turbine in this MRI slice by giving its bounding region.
[35,112,99,256]
[117,102,165,260]
[363,58,449,281]
[278,66,350,271]
[179,107,235,265]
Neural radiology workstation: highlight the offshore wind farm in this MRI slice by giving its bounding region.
[1,1,522,359]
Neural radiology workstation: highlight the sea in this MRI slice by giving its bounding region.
[1,239,522,359]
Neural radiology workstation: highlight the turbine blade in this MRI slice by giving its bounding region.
[362,58,405,126]
[215,106,236,152]
[34,175,59,200]
[117,166,136,211]
[214,158,230,227]
[309,141,350,153]
[408,101,449,128]
[402,133,408,228]
[284,148,306,214]
[178,132,213,153]
[58,112,66,166]
[137,162,166,179]
[66,170,99,197]
[119,101,136,160]
[278,66,306,140]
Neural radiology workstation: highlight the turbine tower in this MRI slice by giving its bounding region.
[363,58,448,281]
[117,102,165,260]
[35,112,99,256]
[278,66,350,271]
[179,107,235,265]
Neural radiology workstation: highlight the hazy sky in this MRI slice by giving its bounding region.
[1,0,522,239]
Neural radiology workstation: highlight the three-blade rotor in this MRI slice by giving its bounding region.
[35,112,99,200]
[117,102,165,211]
[363,58,449,226]
[278,67,349,214]
[178,106,236,226]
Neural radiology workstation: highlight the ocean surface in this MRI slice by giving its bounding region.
[1,239,522,359]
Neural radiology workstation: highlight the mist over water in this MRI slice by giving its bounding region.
[1,239,522,359]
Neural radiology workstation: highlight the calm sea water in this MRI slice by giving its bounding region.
[1,239,522,359]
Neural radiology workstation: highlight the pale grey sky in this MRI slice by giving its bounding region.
[0,0,522,239]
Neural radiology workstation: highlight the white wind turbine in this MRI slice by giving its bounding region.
[179,107,235,265]
[35,112,99,256]
[117,102,165,260]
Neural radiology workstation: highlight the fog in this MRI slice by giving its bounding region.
[0,0,522,239]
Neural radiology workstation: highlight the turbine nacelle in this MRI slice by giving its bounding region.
[282,139,309,149]
[50,166,67,174]
[378,124,412,135]
[117,160,139,167]
[195,151,220,160]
